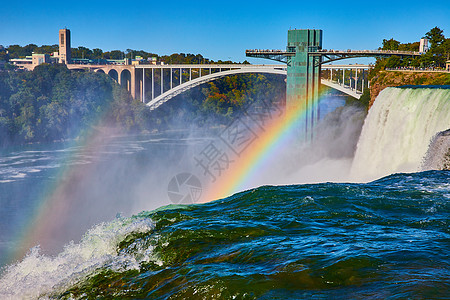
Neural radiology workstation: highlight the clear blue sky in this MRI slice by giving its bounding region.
[1,0,448,64]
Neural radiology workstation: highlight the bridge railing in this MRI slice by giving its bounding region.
[314,49,422,56]
[246,49,422,56]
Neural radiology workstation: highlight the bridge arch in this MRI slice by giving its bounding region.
[146,67,287,110]
[120,69,132,92]
[95,69,105,74]
[108,69,119,82]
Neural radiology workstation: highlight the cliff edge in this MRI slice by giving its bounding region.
[369,71,450,108]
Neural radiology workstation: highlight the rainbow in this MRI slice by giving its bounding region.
[12,84,331,263]
[203,87,330,201]
[12,111,123,263]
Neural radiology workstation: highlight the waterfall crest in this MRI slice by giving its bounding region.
[351,87,450,181]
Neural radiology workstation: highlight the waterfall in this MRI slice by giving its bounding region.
[351,87,450,181]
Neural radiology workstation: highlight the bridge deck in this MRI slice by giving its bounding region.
[246,49,422,56]
[321,64,370,69]
[134,64,287,69]
[246,49,422,65]
[67,63,286,69]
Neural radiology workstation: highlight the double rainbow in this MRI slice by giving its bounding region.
[12,85,330,263]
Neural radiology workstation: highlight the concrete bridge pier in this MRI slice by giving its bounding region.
[135,68,144,102]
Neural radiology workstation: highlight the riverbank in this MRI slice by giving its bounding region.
[369,71,450,108]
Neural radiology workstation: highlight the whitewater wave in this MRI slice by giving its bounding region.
[0,217,157,299]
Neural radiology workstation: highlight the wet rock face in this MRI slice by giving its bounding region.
[422,129,450,171]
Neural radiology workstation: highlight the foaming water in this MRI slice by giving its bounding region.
[351,87,450,181]
[1,171,448,299]
[0,217,156,298]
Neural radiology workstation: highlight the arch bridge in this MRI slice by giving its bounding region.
[139,64,287,111]
[67,63,369,110]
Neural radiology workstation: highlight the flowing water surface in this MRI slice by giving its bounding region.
[1,171,449,299]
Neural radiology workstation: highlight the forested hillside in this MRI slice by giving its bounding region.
[0,64,144,146]
[0,64,285,147]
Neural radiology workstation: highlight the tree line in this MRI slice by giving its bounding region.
[0,44,245,65]
[373,26,450,71]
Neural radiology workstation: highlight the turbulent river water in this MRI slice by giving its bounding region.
[0,87,449,299]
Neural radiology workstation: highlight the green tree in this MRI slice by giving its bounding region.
[0,51,8,62]
[103,50,124,60]
[442,38,450,60]
[35,44,59,54]
[71,46,93,59]
[381,38,400,50]
[7,44,37,58]
[385,56,401,68]
[92,48,103,59]
[398,42,419,52]
[425,26,445,50]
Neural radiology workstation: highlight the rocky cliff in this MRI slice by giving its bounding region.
[369,71,450,108]
[422,129,450,171]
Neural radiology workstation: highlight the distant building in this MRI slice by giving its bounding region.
[132,56,144,65]
[32,53,50,66]
[59,28,71,64]
[446,60,450,72]
[8,28,144,70]
[10,53,52,70]
[9,56,32,69]
[419,38,429,53]
[8,28,72,70]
